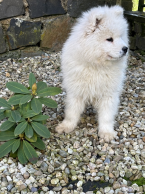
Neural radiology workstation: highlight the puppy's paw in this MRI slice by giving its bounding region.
[98,130,117,142]
[55,121,75,134]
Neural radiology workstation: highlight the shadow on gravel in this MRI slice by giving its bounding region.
[45,179,110,193]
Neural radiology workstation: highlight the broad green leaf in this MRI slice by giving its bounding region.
[0,131,16,141]
[29,73,36,88]
[19,102,31,115]
[31,98,42,114]
[23,140,38,164]
[0,108,8,113]
[39,98,58,108]
[14,121,28,136]
[31,122,50,138]
[23,110,37,118]
[25,124,33,138]
[31,137,45,150]
[6,82,30,94]
[0,112,6,121]
[12,139,20,153]
[0,139,16,158]
[18,142,28,164]
[11,110,21,122]
[20,95,32,105]
[8,95,23,105]
[37,81,47,92]
[18,117,25,122]
[25,132,37,142]
[8,117,15,122]
[0,98,11,109]
[32,115,49,121]
[37,87,61,97]
[0,121,15,131]
[4,110,11,117]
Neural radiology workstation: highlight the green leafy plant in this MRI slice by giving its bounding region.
[0,73,61,164]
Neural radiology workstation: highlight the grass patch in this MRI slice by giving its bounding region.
[124,176,145,186]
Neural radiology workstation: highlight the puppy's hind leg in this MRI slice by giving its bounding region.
[55,96,85,134]
[97,95,119,142]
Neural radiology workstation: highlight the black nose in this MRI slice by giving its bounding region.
[122,46,128,54]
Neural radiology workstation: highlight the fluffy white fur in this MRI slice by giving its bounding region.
[55,5,129,142]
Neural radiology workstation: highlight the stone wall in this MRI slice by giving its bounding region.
[0,0,133,59]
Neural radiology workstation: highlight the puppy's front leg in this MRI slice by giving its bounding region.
[97,95,119,142]
[56,96,85,134]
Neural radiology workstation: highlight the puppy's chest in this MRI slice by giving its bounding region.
[77,67,121,95]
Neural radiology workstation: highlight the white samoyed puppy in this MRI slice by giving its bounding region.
[55,5,129,142]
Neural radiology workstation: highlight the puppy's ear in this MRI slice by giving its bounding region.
[85,8,104,34]
[112,5,124,16]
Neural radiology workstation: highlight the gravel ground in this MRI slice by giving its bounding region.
[0,51,145,194]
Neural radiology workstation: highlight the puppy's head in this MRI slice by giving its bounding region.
[80,5,129,62]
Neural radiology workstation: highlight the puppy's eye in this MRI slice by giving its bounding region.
[106,38,113,42]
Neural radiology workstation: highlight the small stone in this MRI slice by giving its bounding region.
[73,141,80,148]
[71,175,78,181]
[125,170,132,178]
[104,158,110,164]
[51,178,59,185]
[20,167,27,175]
[6,176,12,182]
[42,186,48,191]
[7,184,13,191]
[77,181,83,187]
[104,187,110,193]
[6,72,10,77]
[113,182,121,189]
[68,148,73,154]
[40,162,48,172]
[53,186,62,191]
[34,170,43,176]
[18,184,27,191]
[29,176,35,183]
[59,150,67,157]
[23,172,30,179]
[31,187,37,192]
[132,183,139,191]
[141,149,145,158]
[143,137,145,142]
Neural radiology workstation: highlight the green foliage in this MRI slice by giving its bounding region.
[132,177,145,186]
[0,73,61,164]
